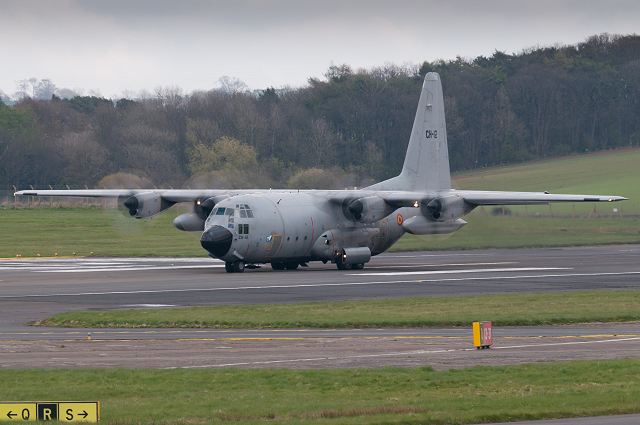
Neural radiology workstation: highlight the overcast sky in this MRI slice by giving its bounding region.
[1,0,639,97]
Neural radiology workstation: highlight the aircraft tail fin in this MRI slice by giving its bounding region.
[368,72,451,192]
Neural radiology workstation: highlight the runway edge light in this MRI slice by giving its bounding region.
[472,321,493,350]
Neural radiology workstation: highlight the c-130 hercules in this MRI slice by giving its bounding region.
[16,73,626,272]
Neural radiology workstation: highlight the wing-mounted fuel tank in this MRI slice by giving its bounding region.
[342,196,394,223]
[120,192,174,218]
[174,196,228,231]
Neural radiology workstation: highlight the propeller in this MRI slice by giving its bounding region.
[423,198,443,220]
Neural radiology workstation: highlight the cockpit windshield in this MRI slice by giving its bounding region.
[213,207,234,216]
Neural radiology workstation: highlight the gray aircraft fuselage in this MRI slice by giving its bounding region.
[202,192,405,268]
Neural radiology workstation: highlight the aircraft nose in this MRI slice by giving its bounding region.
[200,225,233,257]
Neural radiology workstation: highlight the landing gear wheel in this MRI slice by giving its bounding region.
[351,263,365,270]
[335,256,352,270]
[271,262,286,270]
[285,262,299,270]
[225,261,245,273]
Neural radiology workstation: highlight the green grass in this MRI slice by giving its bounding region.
[0,208,637,258]
[1,360,640,424]
[42,290,640,329]
[0,206,202,258]
[2,148,638,258]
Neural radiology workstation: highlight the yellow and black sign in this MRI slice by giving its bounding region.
[0,402,99,422]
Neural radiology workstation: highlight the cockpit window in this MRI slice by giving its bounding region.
[238,204,254,218]
[225,208,234,216]
[215,208,225,215]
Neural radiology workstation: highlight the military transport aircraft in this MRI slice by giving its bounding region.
[15,73,626,272]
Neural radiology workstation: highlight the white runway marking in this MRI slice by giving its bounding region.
[168,336,640,369]
[0,257,219,263]
[366,261,516,269]
[0,258,223,273]
[381,253,490,258]
[348,267,569,276]
[33,265,224,273]
[1,270,640,299]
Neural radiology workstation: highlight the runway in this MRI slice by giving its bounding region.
[0,244,639,370]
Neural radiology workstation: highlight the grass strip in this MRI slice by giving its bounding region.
[1,207,638,258]
[42,290,640,329]
[1,360,640,424]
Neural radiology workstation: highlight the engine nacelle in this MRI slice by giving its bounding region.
[343,196,393,223]
[121,192,173,218]
[421,195,473,221]
[174,196,227,232]
[173,213,205,231]
[402,216,467,235]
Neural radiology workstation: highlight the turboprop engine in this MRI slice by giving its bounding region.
[400,195,474,235]
[173,196,224,231]
[421,195,473,222]
[343,196,394,223]
[121,192,173,218]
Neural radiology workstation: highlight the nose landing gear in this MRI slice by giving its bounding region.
[225,261,245,273]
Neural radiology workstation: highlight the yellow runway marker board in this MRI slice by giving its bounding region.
[0,402,99,422]
[0,404,36,422]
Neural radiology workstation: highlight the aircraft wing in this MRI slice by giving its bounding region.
[14,188,627,206]
[456,190,627,205]
[13,189,261,203]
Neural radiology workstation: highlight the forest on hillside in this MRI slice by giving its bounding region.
[1,33,639,190]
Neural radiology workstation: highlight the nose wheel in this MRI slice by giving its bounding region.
[225,261,245,273]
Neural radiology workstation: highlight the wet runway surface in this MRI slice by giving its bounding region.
[0,245,639,369]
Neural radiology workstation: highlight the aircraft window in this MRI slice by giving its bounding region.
[215,208,225,215]
[238,204,254,218]
[237,224,250,235]
[225,208,234,216]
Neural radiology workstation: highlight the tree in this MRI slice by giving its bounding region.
[188,136,257,175]
[216,76,248,94]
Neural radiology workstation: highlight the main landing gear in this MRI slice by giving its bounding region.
[271,261,300,271]
[225,261,245,273]
[335,261,365,270]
